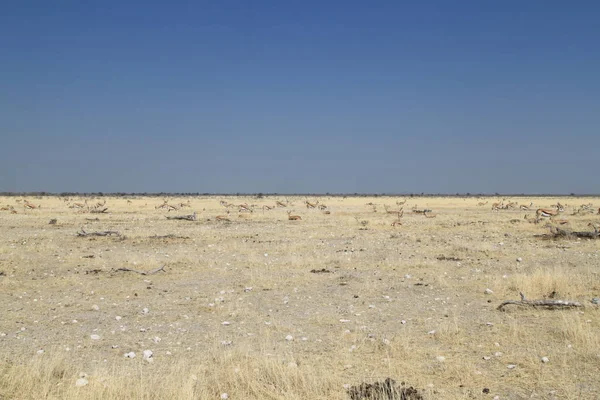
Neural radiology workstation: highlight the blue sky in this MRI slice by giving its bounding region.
[1,1,599,194]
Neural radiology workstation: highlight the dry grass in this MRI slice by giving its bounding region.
[1,195,599,399]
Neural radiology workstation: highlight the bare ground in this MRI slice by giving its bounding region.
[0,196,599,399]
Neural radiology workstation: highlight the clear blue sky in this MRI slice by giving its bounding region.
[1,1,598,194]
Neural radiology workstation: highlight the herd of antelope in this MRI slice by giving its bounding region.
[1,197,599,232]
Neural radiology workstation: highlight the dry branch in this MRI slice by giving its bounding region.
[498,292,583,311]
[90,207,109,214]
[165,212,197,221]
[114,265,165,275]
[77,228,121,237]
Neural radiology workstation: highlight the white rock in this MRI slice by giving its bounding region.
[92,304,100,311]
[516,257,523,262]
[75,378,89,387]
[483,356,491,360]
[401,320,407,324]
[221,340,233,346]
[285,335,294,341]
[90,334,101,340]
[142,307,149,314]
[143,350,153,360]
[494,352,503,357]
[339,319,350,323]
[222,321,231,326]
[507,364,517,369]
[220,393,229,399]
[153,336,161,343]
[428,330,436,335]
[36,349,44,354]
[287,362,298,368]
[541,356,550,363]
[484,288,494,295]
[436,356,445,362]
[124,352,136,358]
[115,316,122,321]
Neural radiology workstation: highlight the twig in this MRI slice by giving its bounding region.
[114,265,166,275]
[498,292,583,311]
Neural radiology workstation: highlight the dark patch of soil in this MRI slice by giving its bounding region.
[347,378,424,400]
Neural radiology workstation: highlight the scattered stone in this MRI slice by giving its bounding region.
[222,321,231,326]
[36,349,44,354]
[115,316,122,321]
[220,393,229,399]
[436,356,445,362]
[221,340,233,346]
[483,356,491,360]
[75,378,89,387]
[142,308,149,314]
[340,319,351,323]
[541,356,550,363]
[494,352,503,357]
[287,362,298,368]
[401,320,407,324]
[124,352,136,358]
[90,334,101,340]
[507,364,517,369]
[427,330,436,335]
[516,257,523,262]
[285,335,294,341]
[484,288,494,295]
[91,304,100,311]
[143,350,153,362]
[591,298,600,305]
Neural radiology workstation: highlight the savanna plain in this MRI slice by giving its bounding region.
[0,195,599,400]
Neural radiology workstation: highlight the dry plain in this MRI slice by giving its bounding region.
[0,195,599,399]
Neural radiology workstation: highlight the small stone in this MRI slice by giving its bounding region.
[143,350,153,361]
[339,319,350,323]
[90,334,101,340]
[516,257,523,262]
[220,393,229,399]
[483,356,491,360]
[428,330,436,335]
[142,307,149,314]
[436,356,445,362]
[484,288,494,295]
[401,320,406,324]
[221,340,233,346]
[115,316,122,321]
[591,298,600,305]
[285,335,294,341]
[36,349,44,354]
[124,352,136,358]
[75,378,89,387]
[507,364,517,369]
[287,362,298,368]
[92,304,100,311]
[222,321,231,326]
[494,352,503,357]
[541,356,550,363]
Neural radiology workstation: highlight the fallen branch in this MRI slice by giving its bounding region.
[148,234,190,239]
[114,265,166,275]
[535,228,600,240]
[90,207,109,214]
[166,212,197,221]
[77,228,121,237]
[498,292,583,311]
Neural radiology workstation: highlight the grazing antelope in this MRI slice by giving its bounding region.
[536,205,564,218]
[215,211,231,222]
[519,204,530,211]
[491,202,502,211]
[287,211,302,221]
[305,200,318,209]
[318,204,328,211]
[276,201,288,208]
[396,199,407,206]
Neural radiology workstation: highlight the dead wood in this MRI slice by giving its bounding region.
[90,208,109,214]
[85,218,100,221]
[77,228,121,237]
[535,228,600,240]
[114,265,165,275]
[165,212,197,221]
[148,234,190,239]
[498,292,583,311]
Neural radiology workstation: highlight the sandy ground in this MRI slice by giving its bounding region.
[0,195,599,399]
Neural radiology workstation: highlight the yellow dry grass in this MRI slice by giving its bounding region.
[0,195,599,399]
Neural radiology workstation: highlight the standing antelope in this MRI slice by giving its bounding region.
[536,205,564,218]
[287,211,302,220]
